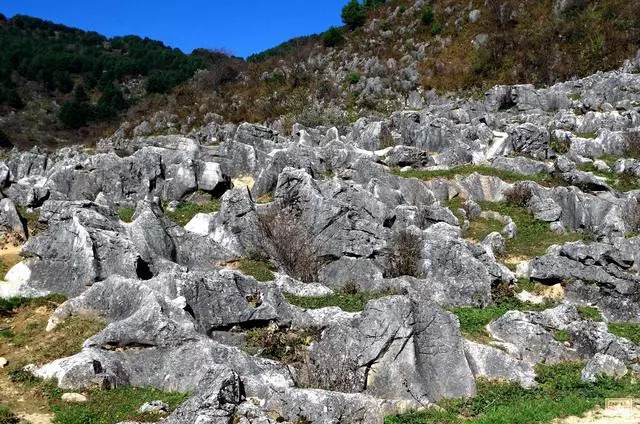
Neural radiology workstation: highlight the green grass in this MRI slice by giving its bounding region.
[236,259,276,281]
[577,306,602,321]
[477,202,582,259]
[575,163,640,192]
[607,323,640,344]
[163,199,220,227]
[553,329,570,343]
[0,406,19,424]
[386,361,640,423]
[118,207,135,223]
[392,165,557,186]
[284,290,394,313]
[465,217,505,242]
[574,132,597,139]
[0,294,67,316]
[450,299,551,344]
[568,93,581,101]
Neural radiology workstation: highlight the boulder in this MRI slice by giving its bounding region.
[581,353,627,383]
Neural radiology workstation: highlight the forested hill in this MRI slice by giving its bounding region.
[0,14,237,147]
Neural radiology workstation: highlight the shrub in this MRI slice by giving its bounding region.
[431,21,443,36]
[341,0,366,29]
[257,208,321,283]
[348,71,360,85]
[322,26,344,47]
[420,7,434,26]
[386,229,424,278]
[58,100,94,129]
[244,325,320,363]
[505,185,533,207]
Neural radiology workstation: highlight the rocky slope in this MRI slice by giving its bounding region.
[0,51,639,422]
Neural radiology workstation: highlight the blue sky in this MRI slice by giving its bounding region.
[0,1,347,58]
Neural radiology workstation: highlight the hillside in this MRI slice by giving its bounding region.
[129,0,640,132]
[0,14,239,148]
[2,0,640,148]
[2,1,640,423]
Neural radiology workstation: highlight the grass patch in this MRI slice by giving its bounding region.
[118,207,135,223]
[553,329,570,343]
[577,306,602,321]
[477,201,582,259]
[450,299,551,344]
[0,407,19,424]
[386,361,640,423]
[392,165,557,186]
[163,199,220,227]
[284,290,394,313]
[235,259,276,281]
[574,132,597,139]
[607,323,640,344]
[465,217,505,242]
[0,294,67,317]
[48,386,189,424]
[576,163,640,192]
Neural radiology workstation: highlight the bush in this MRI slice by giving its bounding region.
[431,21,443,36]
[341,0,366,29]
[505,185,533,207]
[58,100,94,129]
[348,71,360,85]
[421,7,434,26]
[257,208,321,283]
[386,229,424,278]
[323,26,344,47]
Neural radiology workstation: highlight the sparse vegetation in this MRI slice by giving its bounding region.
[504,185,533,208]
[386,361,640,423]
[386,228,424,278]
[0,407,19,424]
[257,208,321,283]
[244,325,321,363]
[420,7,434,26]
[576,163,640,192]
[0,294,67,316]
[284,290,394,313]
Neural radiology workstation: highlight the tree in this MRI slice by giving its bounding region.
[58,100,93,128]
[323,26,344,47]
[364,0,385,10]
[341,0,366,29]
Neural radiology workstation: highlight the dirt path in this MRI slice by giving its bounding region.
[554,402,640,424]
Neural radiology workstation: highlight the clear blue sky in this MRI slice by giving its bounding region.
[0,0,346,58]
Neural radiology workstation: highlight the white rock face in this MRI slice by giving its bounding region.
[184,213,215,235]
[197,162,223,191]
[61,393,88,403]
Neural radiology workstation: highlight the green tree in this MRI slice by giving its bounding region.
[341,0,366,29]
[58,100,94,129]
[421,7,434,26]
[323,26,344,47]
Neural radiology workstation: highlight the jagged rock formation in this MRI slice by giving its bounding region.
[1,54,640,422]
